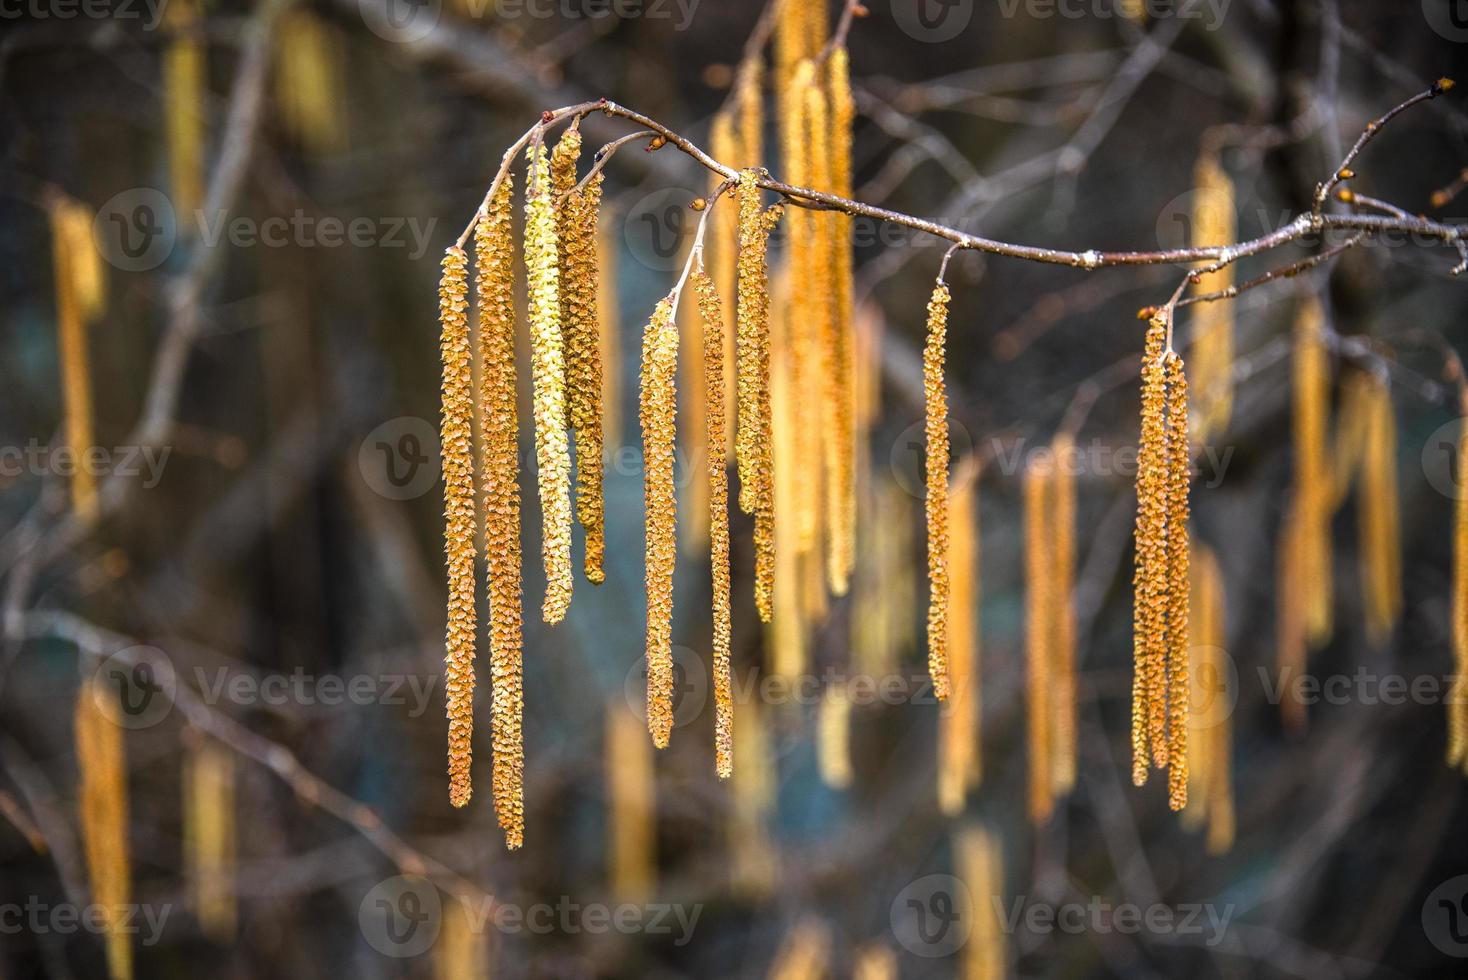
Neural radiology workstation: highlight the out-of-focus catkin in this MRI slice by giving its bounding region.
[606,705,655,902]
[1189,152,1236,443]
[49,198,103,522]
[641,296,679,748]
[693,269,735,777]
[1186,546,1234,853]
[76,676,132,980]
[1360,375,1401,644]
[827,46,858,594]
[1294,297,1334,648]
[476,179,525,849]
[957,825,1006,980]
[1049,434,1078,797]
[439,245,477,809]
[924,280,952,701]
[164,0,205,222]
[1023,457,1053,823]
[1451,414,1468,772]
[817,682,853,789]
[272,12,344,155]
[525,141,575,623]
[184,736,236,942]
[939,459,981,816]
[767,918,831,980]
[709,117,740,460]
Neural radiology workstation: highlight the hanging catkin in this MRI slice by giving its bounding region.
[709,116,740,461]
[272,12,344,155]
[439,245,477,809]
[693,269,735,778]
[76,676,132,980]
[476,179,525,849]
[736,57,765,170]
[770,280,806,678]
[184,736,236,942]
[164,0,204,222]
[1189,152,1236,443]
[827,46,858,594]
[1163,352,1191,811]
[1293,297,1333,648]
[1186,546,1235,853]
[924,280,952,701]
[553,127,607,584]
[817,682,853,789]
[1360,375,1402,644]
[1049,434,1078,797]
[606,704,655,902]
[641,296,679,748]
[783,61,820,553]
[939,459,981,816]
[1450,413,1468,772]
[525,140,575,623]
[1023,457,1054,823]
[957,825,1006,980]
[435,896,490,980]
[597,217,622,449]
[730,701,776,894]
[49,199,102,522]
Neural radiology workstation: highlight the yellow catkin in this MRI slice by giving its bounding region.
[1293,297,1333,647]
[817,682,853,789]
[1451,414,1468,771]
[435,897,490,980]
[272,12,344,155]
[1186,547,1235,852]
[827,47,858,593]
[597,218,622,449]
[50,199,101,522]
[525,141,575,623]
[957,825,1006,980]
[1049,434,1078,797]
[767,918,831,980]
[729,700,776,894]
[76,677,132,980]
[1189,152,1235,443]
[736,57,765,170]
[1133,313,1169,784]
[1331,372,1373,509]
[770,283,807,679]
[553,128,607,585]
[853,945,898,980]
[783,61,820,554]
[439,245,477,809]
[734,173,782,621]
[709,115,740,461]
[184,736,236,942]
[1164,352,1191,811]
[476,179,525,849]
[924,280,952,701]
[1360,376,1402,644]
[1023,458,1053,823]
[165,0,205,222]
[939,459,981,816]
[641,296,679,748]
[606,705,655,903]
[693,270,735,778]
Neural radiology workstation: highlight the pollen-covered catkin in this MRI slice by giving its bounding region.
[924,280,952,701]
[554,130,607,585]
[641,296,679,748]
[76,677,132,980]
[1133,312,1169,784]
[476,178,525,849]
[1293,297,1333,648]
[827,47,858,594]
[1049,434,1078,796]
[525,141,575,623]
[1023,457,1053,823]
[439,245,477,809]
[709,116,740,460]
[692,269,735,777]
[1164,352,1191,811]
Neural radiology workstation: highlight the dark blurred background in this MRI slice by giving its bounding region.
[4,0,1468,977]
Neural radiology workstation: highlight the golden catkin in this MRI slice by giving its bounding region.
[1189,152,1236,443]
[693,270,735,778]
[184,736,236,942]
[1023,458,1054,823]
[435,897,490,980]
[817,682,853,789]
[1187,547,1235,852]
[1331,373,1373,509]
[736,57,765,170]
[164,0,205,221]
[770,287,807,678]
[767,919,831,980]
[924,280,952,701]
[1133,312,1169,784]
[729,700,776,894]
[1451,415,1468,771]
[1163,352,1191,812]
[554,129,607,585]
[957,825,1006,980]
[606,704,655,903]
[1049,435,1078,797]
[939,459,980,816]
[827,47,858,593]
[49,199,101,521]
[76,677,132,980]
[1292,297,1333,647]
[439,245,477,809]
[1360,376,1402,644]
[524,142,575,622]
[597,218,622,449]
[476,179,525,849]
[641,296,679,748]
[783,61,820,553]
[709,114,740,461]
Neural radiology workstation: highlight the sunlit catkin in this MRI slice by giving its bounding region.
[164,0,204,222]
[553,128,607,585]
[49,198,102,521]
[817,682,853,789]
[693,270,735,777]
[1186,546,1234,853]
[1049,434,1078,797]
[827,46,858,593]
[435,896,490,980]
[924,280,952,701]
[1292,297,1333,648]
[958,826,1006,980]
[597,218,622,449]
[939,460,981,816]
[1023,458,1054,823]
[736,57,765,170]
[184,736,236,942]
[1163,352,1191,811]
[439,245,477,809]
[641,296,679,748]
[525,140,575,623]
[1189,152,1235,443]
[606,704,655,902]
[1360,376,1402,644]
[76,677,132,980]
[729,701,776,894]
[709,115,740,460]
[476,179,525,849]
[782,61,819,552]
[1133,312,1169,784]
[1451,414,1468,772]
